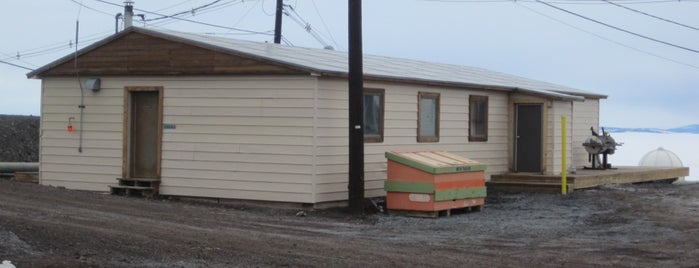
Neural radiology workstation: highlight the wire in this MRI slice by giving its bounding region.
[1,0,267,65]
[535,0,699,54]
[145,0,249,29]
[601,0,699,32]
[69,0,114,17]
[145,0,224,21]
[0,52,38,68]
[76,0,84,17]
[418,0,699,4]
[282,36,294,46]
[0,60,33,71]
[1,32,111,62]
[310,0,341,49]
[92,0,125,8]
[261,0,276,16]
[517,2,699,70]
[284,5,334,49]
[154,0,196,12]
[231,0,262,27]
[91,0,271,35]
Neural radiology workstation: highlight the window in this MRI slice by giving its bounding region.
[363,88,384,143]
[469,95,488,141]
[418,92,440,142]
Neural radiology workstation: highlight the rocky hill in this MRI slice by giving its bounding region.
[605,124,699,134]
[0,115,39,162]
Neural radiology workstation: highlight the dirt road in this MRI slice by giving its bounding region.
[1,179,698,267]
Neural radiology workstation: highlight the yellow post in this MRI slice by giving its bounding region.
[561,115,567,195]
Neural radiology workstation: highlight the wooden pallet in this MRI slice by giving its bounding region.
[388,205,483,218]
[110,178,160,198]
[14,172,39,183]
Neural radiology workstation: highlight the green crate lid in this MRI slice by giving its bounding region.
[385,150,486,174]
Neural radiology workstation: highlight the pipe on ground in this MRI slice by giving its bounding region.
[0,162,39,173]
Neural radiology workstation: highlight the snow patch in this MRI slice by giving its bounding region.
[606,132,697,181]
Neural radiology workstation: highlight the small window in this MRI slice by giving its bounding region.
[469,95,488,141]
[363,88,384,143]
[418,92,440,142]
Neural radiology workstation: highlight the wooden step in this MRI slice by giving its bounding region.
[109,185,158,198]
[487,181,574,193]
[116,177,160,182]
[14,172,39,183]
[109,185,154,190]
[111,177,160,198]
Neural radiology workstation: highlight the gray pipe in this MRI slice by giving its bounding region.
[0,162,39,173]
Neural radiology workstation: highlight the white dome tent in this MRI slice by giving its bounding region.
[639,147,685,183]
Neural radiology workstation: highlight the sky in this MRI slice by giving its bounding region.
[1,0,698,128]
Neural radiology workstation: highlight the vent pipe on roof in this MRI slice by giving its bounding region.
[124,1,134,29]
[115,13,122,34]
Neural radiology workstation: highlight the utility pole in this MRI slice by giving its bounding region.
[274,0,283,44]
[348,0,364,213]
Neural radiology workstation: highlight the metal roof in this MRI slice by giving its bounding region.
[29,27,607,100]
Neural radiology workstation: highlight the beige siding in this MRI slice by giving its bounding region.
[160,77,316,203]
[313,78,510,203]
[40,78,124,189]
[40,76,317,203]
[545,99,598,175]
[572,99,600,168]
[40,75,600,204]
[546,101,573,175]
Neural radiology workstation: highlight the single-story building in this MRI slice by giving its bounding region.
[27,27,606,204]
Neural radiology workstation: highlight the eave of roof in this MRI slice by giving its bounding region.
[28,27,607,101]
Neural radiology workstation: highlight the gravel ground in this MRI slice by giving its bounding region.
[1,179,698,267]
[0,115,39,162]
[0,114,697,267]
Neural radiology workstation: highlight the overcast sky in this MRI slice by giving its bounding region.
[1,0,697,128]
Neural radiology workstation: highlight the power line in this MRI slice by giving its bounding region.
[0,59,33,71]
[1,52,38,68]
[91,0,271,35]
[517,2,699,70]
[535,0,699,54]
[260,0,276,16]
[3,0,267,65]
[154,0,196,12]
[145,0,224,21]
[418,0,699,4]
[69,0,114,17]
[284,5,334,49]
[545,0,699,4]
[231,0,262,27]
[143,0,248,29]
[601,0,699,32]
[142,3,270,35]
[310,0,341,49]
[281,36,294,46]
[2,32,111,62]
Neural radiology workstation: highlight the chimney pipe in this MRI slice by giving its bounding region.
[124,0,134,29]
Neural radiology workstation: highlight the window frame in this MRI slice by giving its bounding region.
[363,88,385,143]
[417,92,440,143]
[468,95,489,142]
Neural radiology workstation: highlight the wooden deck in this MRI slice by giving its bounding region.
[488,166,690,192]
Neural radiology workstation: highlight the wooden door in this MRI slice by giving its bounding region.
[129,91,159,178]
[515,104,542,172]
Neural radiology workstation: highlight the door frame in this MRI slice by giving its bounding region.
[122,86,164,179]
[508,96,547,173]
